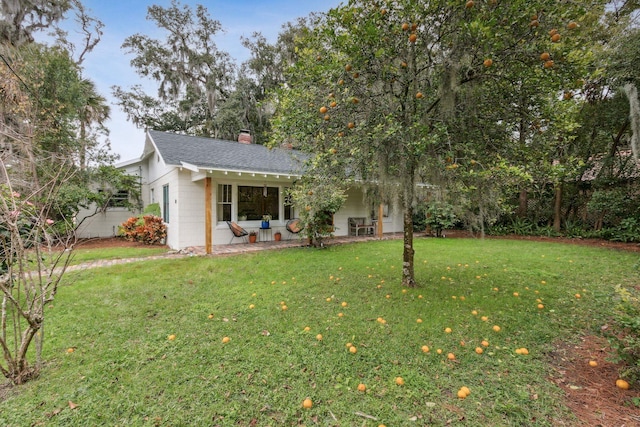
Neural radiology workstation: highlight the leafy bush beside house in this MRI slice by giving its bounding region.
[119,215,167,245]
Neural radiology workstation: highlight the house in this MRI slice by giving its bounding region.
[76,130,403,251]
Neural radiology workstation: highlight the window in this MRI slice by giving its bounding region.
[217,184,232,222]
[237,186,279,221]
[98,189,129,208]
[150,188,155,204]
[162,184,170,223]
[284,188,294,220]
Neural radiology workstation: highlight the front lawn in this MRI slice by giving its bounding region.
[1,238,637,426]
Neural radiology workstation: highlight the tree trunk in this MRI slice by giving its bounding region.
[553,183,563,232]
[517,189,528,218]
[402,203,416,287]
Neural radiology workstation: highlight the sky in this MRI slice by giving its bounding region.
[58,0,343,163]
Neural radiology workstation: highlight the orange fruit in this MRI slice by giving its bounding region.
[457,389,467,399]
[316,334,323,341]
[349,346,357,354]
[537,304,544,309]
[492,325,501,332]
[337,312,344,317]
[567,21,578,30]
[249,304,255,309]
[460,386,471,396]
[471,310,478,315]
[330,101,337,108]
[222,336,230,343]
[436,348,443,354]
[483,58,493,68]
[346,342,352,348]
[530,19,539,27]
[447,352,456,360]
[341,301,348,307]
[323,114,330,121]
[168,334,176,341]
[416,92,424,99]
[616,379,630,390]
[401,61,408,68]
[402,22,410,31]
[549,28,558,36]
[347,122,355,129]
[352,72,359,79]
[421,345,430,353]
[357,383,366,392]
[445,327,452,333]
[395,376,405,385]
[481,340,489,347]
[281,305,288,310]
[481,316,488,322]
[345,64,352,72]
[575,293,581,299]
[416,318,423,323]
[513,292,519,297]
[544,60,554,69]
[540,52,551,61]
[475,347,483,354]
[208,313,214,319]
[465,0,474,8]
[326,297,332,302]
[409,33,417,43]
[304,326,311,331]
[551,33,561,43]
[302,398,313,409]
[589,360,598,367]
[319,106,328,114]
[66,347,75,354]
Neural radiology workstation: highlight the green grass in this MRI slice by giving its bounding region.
[1,238,637,426]
[66,245,169,265]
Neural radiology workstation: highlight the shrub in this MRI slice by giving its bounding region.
[424,201,457,237]
[143,203,161,217]
[119,215,167,245]
[607,284,640,384]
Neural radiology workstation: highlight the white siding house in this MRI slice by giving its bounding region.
[78,130,404,251]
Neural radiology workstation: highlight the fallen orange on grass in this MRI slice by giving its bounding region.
[492,325,501,332]
[168,334,176,341]
[445,327,452,333]
[589,360,598,367]
[357,383,366,392]
[421,345,430,353]
[302,398,313,409]
[222,336,230,343]
[447,352,456,360]
[395,376,405,385]
[349,346,357,354]
[457,386,471,399]
[475,347,483,354]
[316,334,323,341]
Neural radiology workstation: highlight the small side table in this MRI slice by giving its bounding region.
[259,227,272,242]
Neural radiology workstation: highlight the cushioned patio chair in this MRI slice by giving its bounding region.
[285,218,302,239]
[226,221,249,244]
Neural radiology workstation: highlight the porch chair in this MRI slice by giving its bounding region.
[285,218,302,239]
[226,221,249,244]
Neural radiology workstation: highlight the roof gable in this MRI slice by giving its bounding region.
[147,130,308,175]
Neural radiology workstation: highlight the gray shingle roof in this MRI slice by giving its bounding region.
[148,130,308,175]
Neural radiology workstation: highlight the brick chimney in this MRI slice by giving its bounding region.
[238,129,252,144]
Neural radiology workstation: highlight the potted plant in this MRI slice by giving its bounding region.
[274,231,282,241]
[248,230,258,243]
[261,214,271,229]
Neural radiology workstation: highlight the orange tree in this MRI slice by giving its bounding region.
[271,0,602,286]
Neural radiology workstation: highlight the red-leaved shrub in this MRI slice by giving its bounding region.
[119,215,167,245]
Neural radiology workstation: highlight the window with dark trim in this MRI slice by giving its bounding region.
[162,184,170,223]
[237,186,279,221]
